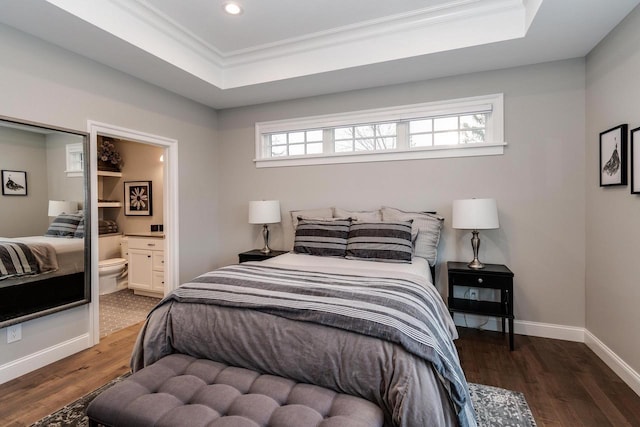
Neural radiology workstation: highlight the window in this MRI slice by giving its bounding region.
[255,93,504,168]
[65,143,84,177]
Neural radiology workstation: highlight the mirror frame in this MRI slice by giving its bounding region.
[0,115,91,328]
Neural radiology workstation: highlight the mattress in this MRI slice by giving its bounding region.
[0,236,84,288]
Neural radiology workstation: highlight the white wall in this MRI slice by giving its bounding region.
[0,24,219,376]
[217,58,587,329]
[586,5,640,377]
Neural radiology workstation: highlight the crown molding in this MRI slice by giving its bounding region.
[45,0,537,89]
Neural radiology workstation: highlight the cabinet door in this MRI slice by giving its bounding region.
[129,249,153,290]
[152,252,164,271]
[152,270,165,294]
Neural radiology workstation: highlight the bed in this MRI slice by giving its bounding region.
[0,235,86,326]
[130,210,476,426]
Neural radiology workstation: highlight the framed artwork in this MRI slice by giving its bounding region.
[2,170,27,196]
[599,124,627,187]
[632,126,640,194]
[124,181,152,216]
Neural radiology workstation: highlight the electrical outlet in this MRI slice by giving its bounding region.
[7,324,22,343]
[469,288,479,301]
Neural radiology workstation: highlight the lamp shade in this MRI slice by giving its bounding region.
[452,198,499,230]
[48,200,78,217]
[248,200,281,224]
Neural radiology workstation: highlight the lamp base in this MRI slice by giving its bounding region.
[467,258,485,269]
[260,224,271,254]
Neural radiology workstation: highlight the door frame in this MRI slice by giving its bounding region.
[87,121,179,346]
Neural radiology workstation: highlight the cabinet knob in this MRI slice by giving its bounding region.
[477,277,483,284]
[147,255,151,258]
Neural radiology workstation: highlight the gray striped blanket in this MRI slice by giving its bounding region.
[0,241,39,280]
[163,264,476,426]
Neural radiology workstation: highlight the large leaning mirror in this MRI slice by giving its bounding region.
[0,116,90,328]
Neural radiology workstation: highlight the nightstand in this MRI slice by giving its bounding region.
[447,261,515,350]
[238,249,288,263]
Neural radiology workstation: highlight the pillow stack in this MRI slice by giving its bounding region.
[291,206,444,265]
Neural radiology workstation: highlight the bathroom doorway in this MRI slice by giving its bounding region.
[88,121,179,345]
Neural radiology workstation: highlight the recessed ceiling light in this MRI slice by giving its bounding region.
[224,2,243,15]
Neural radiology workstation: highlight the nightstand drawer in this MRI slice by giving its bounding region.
[450,273,511,289]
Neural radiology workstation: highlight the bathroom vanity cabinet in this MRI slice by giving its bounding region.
[127,236,165,297]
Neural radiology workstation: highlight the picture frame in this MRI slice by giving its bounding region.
[124,181,153,216]
[599,124,628,187]
[632,126,640,194]
[1,170,28,196]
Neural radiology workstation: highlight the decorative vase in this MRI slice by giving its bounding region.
[98,160,121,172]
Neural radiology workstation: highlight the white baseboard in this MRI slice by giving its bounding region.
[453,314,584,342]
[0,333,91,385]
[585,330,640,397]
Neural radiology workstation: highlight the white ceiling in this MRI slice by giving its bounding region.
[0,0,638,109]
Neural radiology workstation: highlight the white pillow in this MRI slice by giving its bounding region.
[381,206,444,266]
[290,207,333,230]
[333,207,382,222]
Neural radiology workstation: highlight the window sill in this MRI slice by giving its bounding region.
[255,142,507,168]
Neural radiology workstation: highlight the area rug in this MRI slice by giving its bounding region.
[32,377,536,427]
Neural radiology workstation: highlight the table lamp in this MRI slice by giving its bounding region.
[48,200,78,217]
[249,200,281,253]
[452,198,499,269]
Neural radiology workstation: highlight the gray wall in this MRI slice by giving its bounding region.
[586,6,640,375]
[0,127,49,237]
[217,58,587,328]
[0,24,219,366]
[46,133,85,208]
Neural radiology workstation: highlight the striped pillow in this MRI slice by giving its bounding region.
[74,218,85,238]
[381,207,444,266]
[45,213,83,238]
[294,218,351,257]
[346,221,413,263]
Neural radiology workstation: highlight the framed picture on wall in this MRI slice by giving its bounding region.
[1,170,27,196]
[599,124,628,187]
[631,126,640,194]
[124,181,153,216]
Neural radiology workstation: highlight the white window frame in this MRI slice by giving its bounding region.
[65,142,84,177]
[255,93,505,168]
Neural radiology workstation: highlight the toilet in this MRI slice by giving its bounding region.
[98,235,128,295]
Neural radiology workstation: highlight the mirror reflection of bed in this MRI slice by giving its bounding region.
[0,118,89,328]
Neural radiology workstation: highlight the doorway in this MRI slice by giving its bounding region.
[88,121,179,346]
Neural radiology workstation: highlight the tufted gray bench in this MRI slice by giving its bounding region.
[86,353,384,427]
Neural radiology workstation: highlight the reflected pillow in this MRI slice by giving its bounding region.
[74,218,85,239]
[294,218,351,257]
[346,221,413,263]
[45,213,83,238]
[381,207,444,266]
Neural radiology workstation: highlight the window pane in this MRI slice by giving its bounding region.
[434,131,459,146]
[376,137,396,150]
[289,144,305,155]
[355,125,375,138]
[289,132,305,143]
[355,139,375,151]
[460,114,486,129]
[271,133,286,145]
[377,123,396,137]
[410,134,432,147]
[461,130,485,144]
[307,142,323,154]
[434,116,458,131]
[334,127,353,140]
[307,130,323,141]
[335,140,353,152]
[271,146,287,157]
[410,119,432,133]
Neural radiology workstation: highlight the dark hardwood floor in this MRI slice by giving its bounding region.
[0,325,639,426]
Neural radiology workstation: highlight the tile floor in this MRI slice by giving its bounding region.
[99,289,161,337]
